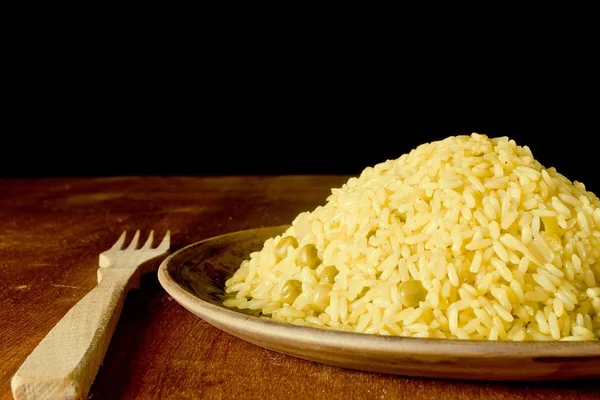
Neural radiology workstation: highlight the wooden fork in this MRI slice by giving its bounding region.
[11,230,171,400]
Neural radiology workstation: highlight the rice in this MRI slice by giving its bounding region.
[223,133,600,341]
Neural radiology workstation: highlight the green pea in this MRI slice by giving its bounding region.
[275,236,298,259]
[298,244,320,269]
[281,279,302,304]
[399,279,427,308]
[320,265,338,284]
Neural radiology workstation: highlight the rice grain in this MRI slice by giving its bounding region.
[223,133,600,341]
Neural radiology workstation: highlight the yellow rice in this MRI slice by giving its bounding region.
[224,133,600,341]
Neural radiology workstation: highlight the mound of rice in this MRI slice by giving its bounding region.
[224,133,600,341]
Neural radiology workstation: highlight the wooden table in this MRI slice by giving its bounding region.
[1,176,598,400]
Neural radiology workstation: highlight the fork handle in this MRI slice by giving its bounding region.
[11,268,138,400]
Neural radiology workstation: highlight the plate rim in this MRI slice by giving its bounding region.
[158,226,600,360]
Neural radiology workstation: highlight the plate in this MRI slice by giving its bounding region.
[157,226,600,381]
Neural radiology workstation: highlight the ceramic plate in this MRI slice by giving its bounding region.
[157,226,600,381]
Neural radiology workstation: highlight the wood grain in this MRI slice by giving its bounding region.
[11,268,138,400]
[10,231,169,400]
[1,176,599,400]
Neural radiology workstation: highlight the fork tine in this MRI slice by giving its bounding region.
[141,230,155,250]
[157,230,171,251]
[110,231,128,250]
[126,230,141,250]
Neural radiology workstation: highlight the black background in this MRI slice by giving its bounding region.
[2,100,596,187]
[4,114,597,196]
[2,36,597,196]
